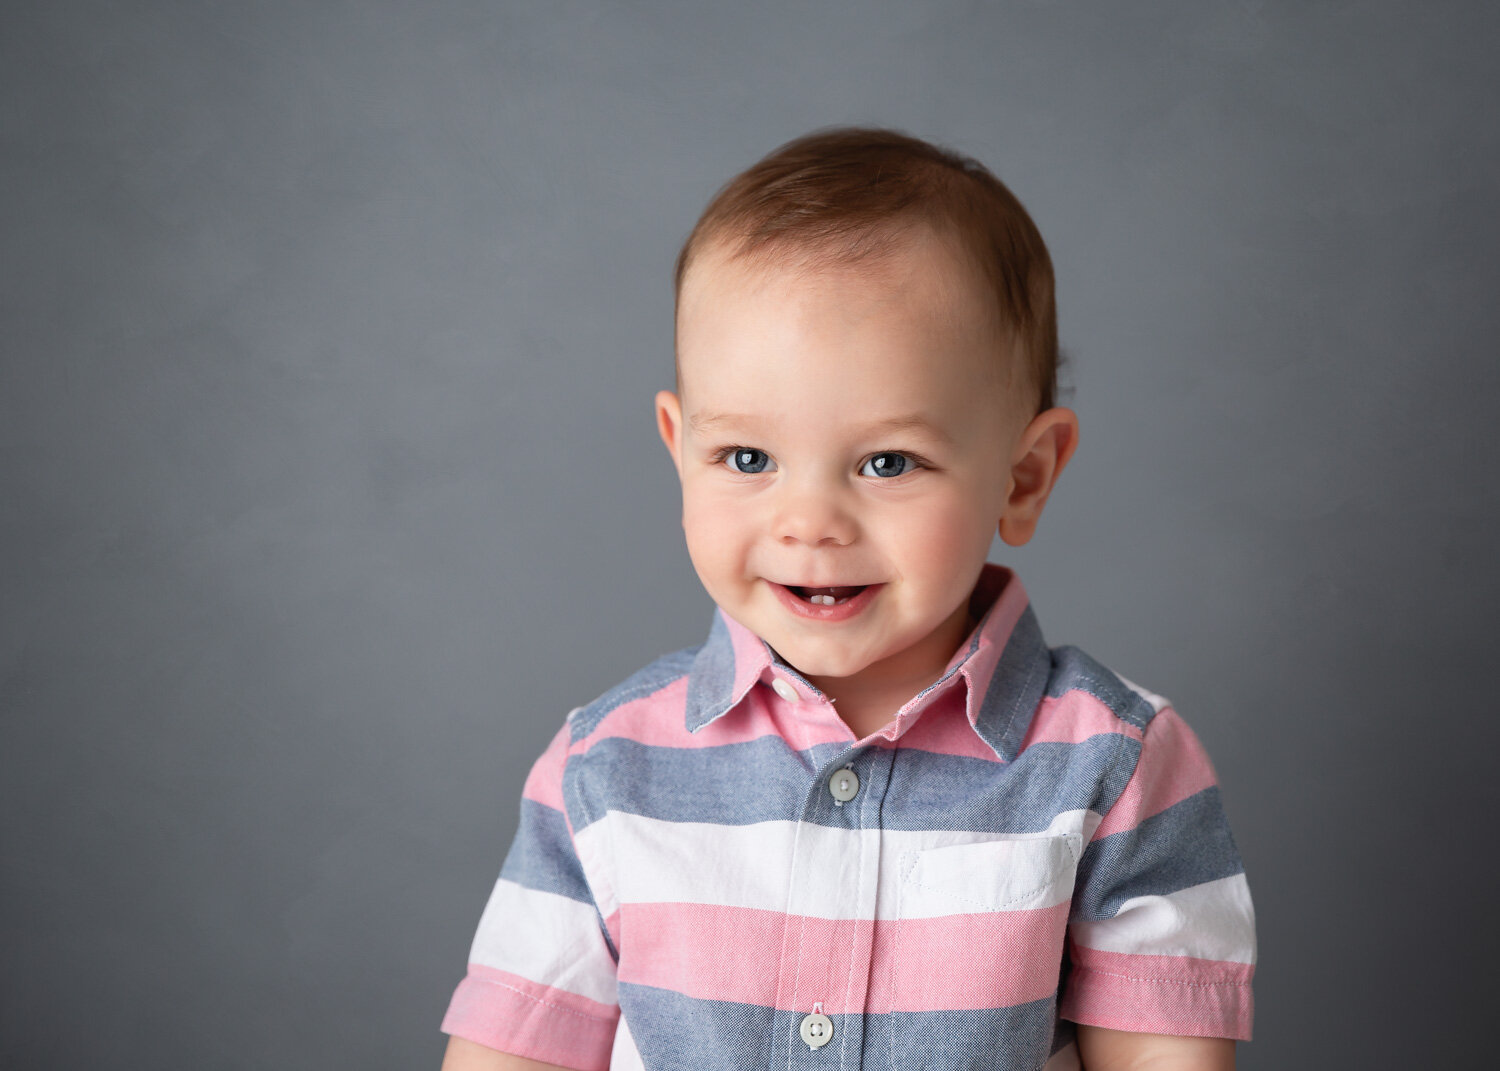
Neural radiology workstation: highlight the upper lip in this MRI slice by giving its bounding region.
[768,579,877,589]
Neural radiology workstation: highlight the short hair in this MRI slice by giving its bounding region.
[675,127,1059,413]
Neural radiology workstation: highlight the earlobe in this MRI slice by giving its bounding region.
[997,407,1079,547]
[655,390,685,477]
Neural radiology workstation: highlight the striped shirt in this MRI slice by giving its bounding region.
[442,565,1255,1070]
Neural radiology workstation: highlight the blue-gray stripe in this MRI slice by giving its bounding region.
[498,798,593,904]
[1045,645,1159,733]
[970,604,1053,761]
[618,983,1062,1071]
[684,611,744,730]
[1072,786,1245,921]
[884,737,1137,833]
[566,735,821,832]
[618,984,776,1071]
[564,734,1140,834]
[875,998,1060,1071]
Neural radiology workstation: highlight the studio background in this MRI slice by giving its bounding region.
[4,3,1496,1068]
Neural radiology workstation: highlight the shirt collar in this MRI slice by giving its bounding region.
[683,563,1050,761]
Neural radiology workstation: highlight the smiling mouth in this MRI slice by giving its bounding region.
[787,585,868,606]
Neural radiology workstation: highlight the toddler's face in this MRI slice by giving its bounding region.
[658,232,1058,694]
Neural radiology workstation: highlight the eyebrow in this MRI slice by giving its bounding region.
[688,411,954,444]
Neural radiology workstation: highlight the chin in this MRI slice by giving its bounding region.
[773,641,876,682]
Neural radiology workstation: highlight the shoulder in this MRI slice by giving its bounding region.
[1045,644,1172,735]
[564,643,700,742]
[1039,647,1229,827]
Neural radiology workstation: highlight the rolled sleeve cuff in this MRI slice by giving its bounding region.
[1060,950,1253,1041]
[441,965,619,1071]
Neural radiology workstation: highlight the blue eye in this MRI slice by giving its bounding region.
[725,448,775,474]
[861,452,912,478]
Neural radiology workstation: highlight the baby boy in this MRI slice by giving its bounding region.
[440,129,1255,1071]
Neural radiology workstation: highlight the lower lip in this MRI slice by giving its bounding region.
[767,581,883,622]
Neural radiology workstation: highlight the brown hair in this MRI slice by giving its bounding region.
[675,127,1059,413]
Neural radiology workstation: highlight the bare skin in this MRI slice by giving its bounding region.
[660,233,1079,741]
[439,1036,572,1071]
[1076,1025,1236,1070]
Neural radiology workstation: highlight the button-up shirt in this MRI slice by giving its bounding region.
[442,566,1255,1070]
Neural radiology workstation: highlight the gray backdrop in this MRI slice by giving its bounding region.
[4,2,1496,1068]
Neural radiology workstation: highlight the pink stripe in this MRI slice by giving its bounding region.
[1091,707,1218,841]
[570,677,692,755]
[1021,692,1145,749]
[570,677,851,754]
[617,902,789,1009]
[617,901,1067,1013]
[1061,947,1253,1040]
[889,685,1003,761]
[957,570,1030,728]
[1071,946,1254,987]
[442,964,619,1071]
[872,902,1071,1011]
[520,723,572,812]
[725,609,772,700]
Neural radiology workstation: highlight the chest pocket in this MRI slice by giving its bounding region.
[898,833,1083,917]
[886,834,1084,1066]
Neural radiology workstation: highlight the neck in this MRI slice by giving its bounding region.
[819,678,929,739]
[806,601,974,740]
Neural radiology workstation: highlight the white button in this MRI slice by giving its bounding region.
[829,767,860,803]
[772,678,798,702]
[799,1011,834,1049]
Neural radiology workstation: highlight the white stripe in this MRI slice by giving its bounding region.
[575,809,1098,921]
[468,879,619,1006]
[1070,872,1257,964]
[898,833,1082,917]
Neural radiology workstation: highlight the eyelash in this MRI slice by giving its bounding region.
[709,446,931,477]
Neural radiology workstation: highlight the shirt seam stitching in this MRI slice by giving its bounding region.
[1089,713,1148,858]
[1069,965,1251,989]
[837,780,867,1071]
[785,796,811,1071]
[990,618,1043,758]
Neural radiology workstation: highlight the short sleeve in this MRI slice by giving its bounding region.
[1061,705,1256,1040]
[441,721,621,1070]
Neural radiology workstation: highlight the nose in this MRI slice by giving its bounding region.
[772,476,858,547]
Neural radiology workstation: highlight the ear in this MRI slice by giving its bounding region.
[655,389,685,478]
[997,407,1079,547]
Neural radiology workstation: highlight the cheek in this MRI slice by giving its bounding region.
[680,485,750,577]
[883,491,997,572]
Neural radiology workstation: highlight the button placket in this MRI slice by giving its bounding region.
[775,750,893,1068]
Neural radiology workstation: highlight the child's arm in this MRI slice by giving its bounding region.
[440,1035,578,1071]
[439,723,621,1069]
[1061,701,1255,1049]
[1076,1025,1234,1070]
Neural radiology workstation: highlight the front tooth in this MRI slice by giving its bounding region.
[812,594,834,605]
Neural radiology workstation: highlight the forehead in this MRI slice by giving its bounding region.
[679,223,987,320]
[675,229,1017,419]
